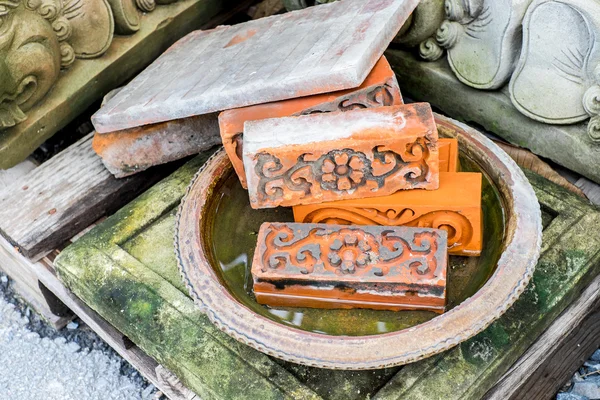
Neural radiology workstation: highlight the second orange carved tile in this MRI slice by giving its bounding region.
[243,103,440,209]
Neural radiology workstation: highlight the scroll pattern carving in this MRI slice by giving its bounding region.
[300,81,398,114]
[261,223,442,279]
[254,140,432,204]
[583,66,600,142]
[0,0,179,131]
[301,207,474,254]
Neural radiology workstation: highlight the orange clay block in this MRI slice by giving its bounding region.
[252,222,448,313]
[219,56,403,188]
[293,172,482,256]
[243,103,440,209]
[439,138,459,173]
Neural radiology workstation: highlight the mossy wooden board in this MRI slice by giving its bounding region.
[0,0,240,170]
[55,151,600,400]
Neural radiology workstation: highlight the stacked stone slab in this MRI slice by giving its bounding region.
[90,0,420,176]
[86,0,483,315]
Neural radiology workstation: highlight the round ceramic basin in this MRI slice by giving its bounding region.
[175,113,542,370]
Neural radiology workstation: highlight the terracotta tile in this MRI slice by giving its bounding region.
[92,113,220,178]
[243,103,440,209]
[252,222,448,312]
[439,138,459,173]
[219,56,403,188]
[293,172,482,256]
[92,0,419,133]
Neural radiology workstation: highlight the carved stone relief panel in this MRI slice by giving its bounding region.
[509,0,600,141]
[0,0,114,131]
[436,0,533,89]
[0,0,184,134]
[107,0,141,34]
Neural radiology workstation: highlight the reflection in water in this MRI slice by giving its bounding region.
[220,253,248,272]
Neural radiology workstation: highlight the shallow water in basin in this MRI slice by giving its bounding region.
[209,156,505,336]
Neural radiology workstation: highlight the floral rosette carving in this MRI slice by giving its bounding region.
[260,224,442,280]
[254,138,432,204]
[318,150,368,192]
[326,230,377,274]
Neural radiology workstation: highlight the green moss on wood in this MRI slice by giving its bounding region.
[56,151,600,400]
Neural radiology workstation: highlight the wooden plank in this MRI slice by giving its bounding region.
[484,271,600,400]
[0,159,38,188]
[0,133,176,261]
[33,250,199,400]
[0,236,72,329]
[156,366,200,400]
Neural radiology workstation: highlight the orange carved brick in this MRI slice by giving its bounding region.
[439,138,459,173]
[252,222,448,312]
[219,56,403,188]
[293,172,482,256]
[243,103,440,209]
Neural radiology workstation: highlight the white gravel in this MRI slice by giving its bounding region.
[0,294,154,400]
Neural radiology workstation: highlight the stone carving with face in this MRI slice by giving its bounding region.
[0,0,113,131]
[0,0,61,129]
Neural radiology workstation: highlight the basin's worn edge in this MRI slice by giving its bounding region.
[175,113,542,370]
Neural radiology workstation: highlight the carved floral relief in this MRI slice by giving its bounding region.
[253,142,433,205]
[259,223,444,279]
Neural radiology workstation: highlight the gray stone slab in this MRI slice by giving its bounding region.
[385,49,600,184]
[92,0,419,133]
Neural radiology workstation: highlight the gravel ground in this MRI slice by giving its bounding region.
[558,354,600,400]
[0,271,161,400]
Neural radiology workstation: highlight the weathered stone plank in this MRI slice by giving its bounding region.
[92,0,419,133]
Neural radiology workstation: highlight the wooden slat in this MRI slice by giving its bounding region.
[21,244,198,400]
[0,133,174,261]
[0,231,72,329]
[485,271,600,399]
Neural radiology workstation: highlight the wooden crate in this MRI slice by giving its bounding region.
[2,142,600,399]
[12,147,593,400]
[1,13,600,400]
